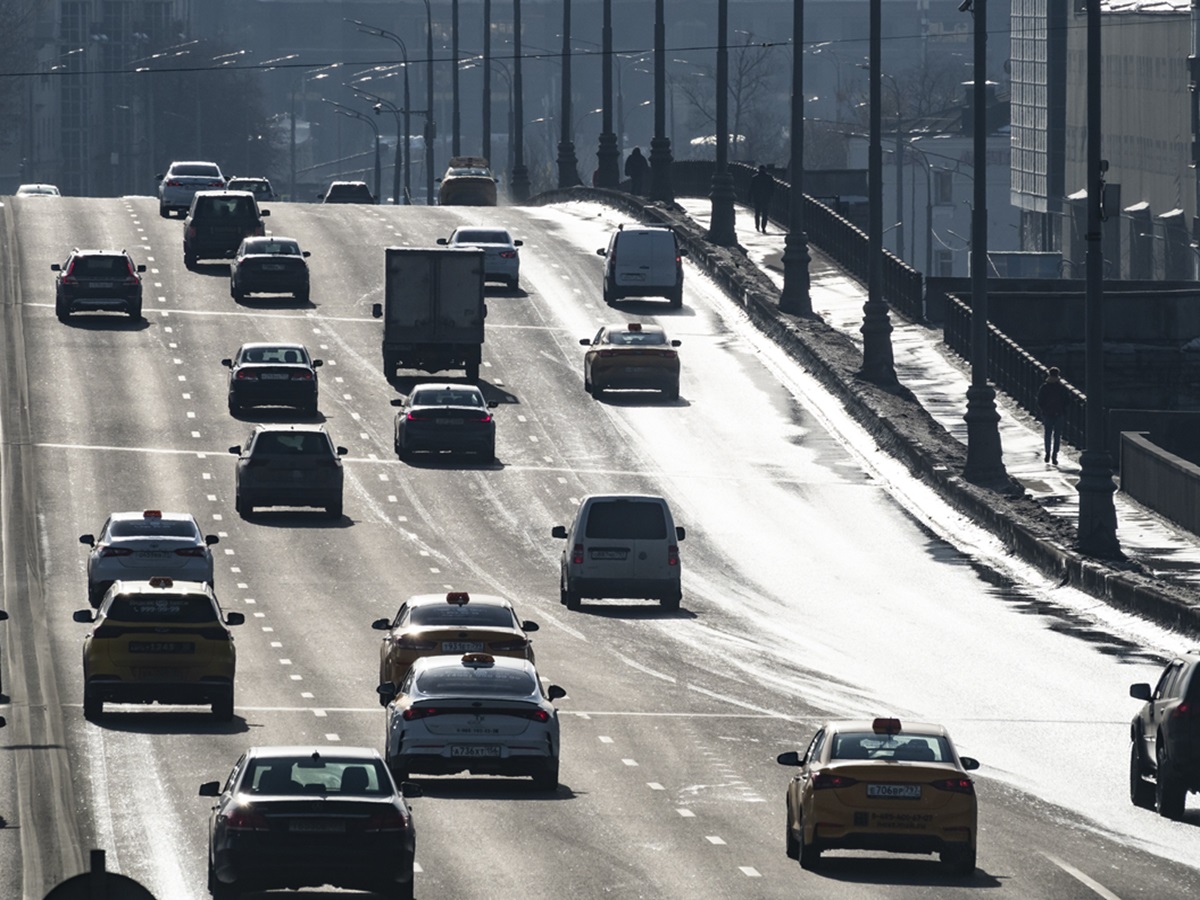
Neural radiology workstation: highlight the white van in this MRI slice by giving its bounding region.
[597,225,686,308]
[551,494,685,610]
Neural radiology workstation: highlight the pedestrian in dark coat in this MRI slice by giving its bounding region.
[749,164,775,233]
[1037,366,1070,465]
[624,147,649,196]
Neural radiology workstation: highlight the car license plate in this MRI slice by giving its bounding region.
[867,783,922,799]
[289,819,346,833]
[590,549,628,560]
[623,366,646,374]
[129,641,195,654]
[137,550,170,558]
[261,372,289,380]
[442,641,484,652]
[89,281,114,288]
[262,263,285,271]
[436,418,464,425]
[451,745,502,758]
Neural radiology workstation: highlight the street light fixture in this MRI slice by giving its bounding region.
[354,86,405,206]
[779,0,812,315]
[323,99,382,203]
[649,0,674,203]
[348,19,414,204]
[510,0,531,202]
[707,0,736,244]
[557,0,581,188]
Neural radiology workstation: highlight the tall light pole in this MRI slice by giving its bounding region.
[961,0,1007,485]
[483,0,492,165]
[859,0,897,384]
[707,0,736,244]
[557,0,581,187]
[1078,0,1120,555]
[355,87,404,205]
[780,0,812,314]
[649,0,673,203]
[452,0,461,156]
[510,0,531,201]
[423,0,437,205]
[596,0,620,187]
[349,20,413,204]
[325,99,382,202]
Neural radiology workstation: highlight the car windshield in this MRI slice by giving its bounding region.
[829,732,952,762]
[243,757,393,796]
[454,230,509,245]
[107,592,219,624]
[71,256,132,277]
[411,389,484,408]
[243,240,299,256]
[108,518,201,540]
[606,330,666,346]
[252,432,331,455]
[406,604,516,628]
[415,666,537,696]
[584,500,668,540]
[242,346,308,364]
[172,164,221,177]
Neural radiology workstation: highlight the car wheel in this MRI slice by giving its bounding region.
[208,864,238,899]
[159,204,170,219]
[466,361,481,382]
[296,289,310,303]
[564,590,581,611]
[227,397,242,416]
[797,812,822,870]
[184,252,197,270]
[302,401,318,418]
[212,690,235,722]
[664,381,680,401]
[128,303,142,320]
[83,689,103,722]
[381,876,415,900]
[87,581,107,609]
[326,500,344,520]
[389,759,410,783]
[483,440,496,463]
[1155,749,1186,819]
[230,284,245,302]
[234,494,251,518]
[583,374,593,395]
[660,592,681,611]
[531,759,559,791]
[669,286,683,309]
[1130,740,1156,809]
[785,801,800,859]
[507,277,519,291]
[941,845,976,876]
[55,298,69,320]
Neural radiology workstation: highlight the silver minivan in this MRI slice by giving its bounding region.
[552,494,685,610]
[597,225,686,308]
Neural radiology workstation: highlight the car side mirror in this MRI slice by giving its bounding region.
[547,685,567,702]
[136,265,147,273]
[551,525,568,539]
[487,401,499,409]
[0,716,5,728]
[313,360,323,368]
[960,756,980,771]
[1130,683,1152,701]
[390,398,404,408]
[0,610,8,622]
[596,248,607,257]
[229,446,241,455]
[514,240,523,247]
[436,238,448,245]
[79,534,96,547]
[205,534,219,546]
[671,340,681,347]
[221,358,233,368]
[377,682,398,702]
[776,750,801,767]
[302,251,311,258]
[522,620,539,632]
[675,526,686,541]
[400,781,423,798]
[198,781,221,797]
[225,612,245,626]
[579,338,592,346]
[336,447,348,456]
[372,303,383,318]
[371,617,391,631]
[261,209,270,217]
[678,247,688,257]
[51,263,62,271]
[73,609,95,624]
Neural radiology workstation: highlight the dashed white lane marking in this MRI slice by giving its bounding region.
[280,659,292,665]
[599,736,613,744]
[289,675,303,681]
[187,412,195,418]
[270,642,282,648]
[387,495,397,502]
[622,759,638,767]
[1043,854,1123,900]
[676,809,695,818]
[301,692,314,699]
[324,734,340,742]
[262,627,273,633]
[207,495,217,502]
[648,783,665,791]
[738,867,761,877]
[314,710,327,718]
[706,836,726,845]
[190,431,200,438]
[517,415,527,423]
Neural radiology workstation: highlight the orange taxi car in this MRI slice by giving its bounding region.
[776,717,980,875]
[580,322,681,400]
[371,592,539,703]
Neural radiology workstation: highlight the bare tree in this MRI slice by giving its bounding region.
[0,1,45,155]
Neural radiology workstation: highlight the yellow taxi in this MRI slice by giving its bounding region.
[371,592,539,703]
[776,717,980,875]
[580,322,681,400]
[73,576,244,721]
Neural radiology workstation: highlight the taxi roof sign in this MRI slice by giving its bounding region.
[143,510,162,518]
[872,717,902,735]
[627,322,643,331]
[147,576,174,589]
[461,653,495,667]
[446,592,470,605]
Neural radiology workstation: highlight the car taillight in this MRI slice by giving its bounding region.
[223,806,269,831]
[571,543,584,565]
[235,370,259,380]
[524,709,550,722]
[175,547,206,557]
[1171,702,1198,718]
[186,225,196,239]
[290,371,314,380]
[499,250,517,259]
[98,547,133,557]
[402,706,441,720]
[365,808,408,832]
[406,412,431,422]
[490,638,528,652]
[475,413,493,423]
[395,635,437,650]
[667,544,679,567]
[811,772,858,790]
[253,224,265,236]
[931,777,975,795]
[166,179,183,186]
[598,349,620,358]
[656,350,677,358]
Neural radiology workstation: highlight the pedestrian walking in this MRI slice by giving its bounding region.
[1037,366,1069,465]
[749,164,775,233]
[624,147,649,196]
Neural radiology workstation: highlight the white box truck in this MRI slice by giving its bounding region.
[371,247,487,381]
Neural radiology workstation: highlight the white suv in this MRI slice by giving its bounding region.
[157,160,226,217]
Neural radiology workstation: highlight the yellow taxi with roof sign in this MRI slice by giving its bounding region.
[776,717,980,875]
[371,592,539,704]
[73,576,244,721]
[580,321,681,399]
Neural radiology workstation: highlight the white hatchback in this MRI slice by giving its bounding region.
[157,160,226,217]
[437,227,522,289]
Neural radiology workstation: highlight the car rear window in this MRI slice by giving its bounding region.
[607,330,666,346]
[197,196,257,218]
[172,164,221,177]
[243,240,299,256]
[252,432,331,455]
[411,389,484,407]
[455,230,509,244]
[72,256,131,277]
[415,666,537,696]
[830,732,952,762]
[407,604,516,628]
[244,758,393,796]
[107,592,218,623]
[109,518,200,540]
[328,184,372,199]
[242,346,308,364]
[584,500,668,540]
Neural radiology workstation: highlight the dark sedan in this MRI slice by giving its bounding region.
[200,746,420,900]
[230,237,310,302]
[222,342,321,416]
[394,383,498,461]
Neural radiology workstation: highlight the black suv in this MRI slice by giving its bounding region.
[1130,650,1200,818]
[183,191,269,268]
[52,249,146,320]
[230,424,346,519]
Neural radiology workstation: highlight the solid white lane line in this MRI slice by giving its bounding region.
[1043,854,1123,900]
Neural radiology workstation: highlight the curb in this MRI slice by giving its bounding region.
[532,187,1200,635]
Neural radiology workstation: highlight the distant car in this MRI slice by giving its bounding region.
[776,717,980,874]
[16,183,61,197]
[319,180,375,204]
[437,226,522,289]
[1130,649,1200,818]
[379,653,566,789]
[72,576,244,721]
[79,509,219,608]
[184,191,269,268]
[598,224,686,307]
[157,160,226,218]
[580,321,681,399]
[200,746,419,900]
[222,341,321,416]
[371,591,540,702]
[230,423,346,518]
[393,382,498,461]
[224,176,277,202]
[52,248,145,320]
[229,236,310,302]
[437,156,498,206]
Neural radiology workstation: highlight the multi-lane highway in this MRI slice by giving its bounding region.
[1,194,1198,899]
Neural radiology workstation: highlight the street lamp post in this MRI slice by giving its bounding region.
[596,0,620,187]
[780,0,812,314]
[483,0,492,165]
[325,99,382,203]
[649,0,673,203]
[510,0,531,202]
[452,0,461,156]
[290,64,340,201]
[350,19,413,204]
[962,0,1007,485]
[707,0,736,244]
[355,87,404,205]
[557,0,581,187]
[423,0,437,205]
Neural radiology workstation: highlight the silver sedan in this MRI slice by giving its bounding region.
[436,227,522,289]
